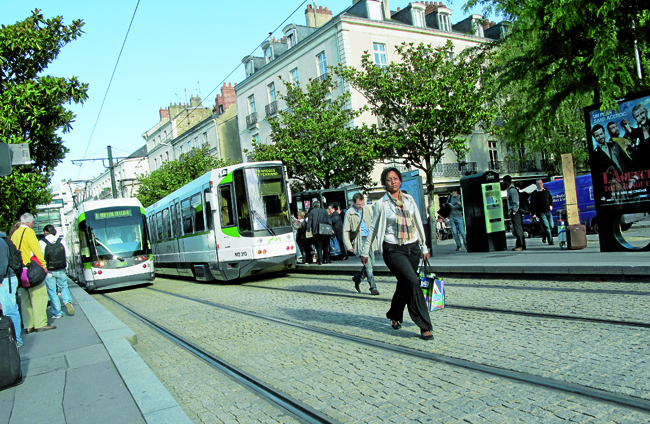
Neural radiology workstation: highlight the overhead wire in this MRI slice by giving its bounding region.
[77,0,142,179]
[76,0,308,187]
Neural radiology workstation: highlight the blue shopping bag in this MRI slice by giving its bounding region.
[329,237,341,257]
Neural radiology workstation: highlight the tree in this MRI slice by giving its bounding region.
[465,0,649,116]
[0,10,88,231]
[336,41,495,206]
[247,75,377,192]
[136,146,234,207]
[482,29,593,173]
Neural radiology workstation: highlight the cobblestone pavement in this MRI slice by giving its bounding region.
[96,296,301,424]
[96,274,650,423]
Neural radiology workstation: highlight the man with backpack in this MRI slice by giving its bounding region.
[39,225,74,319]
[0,231,23,347]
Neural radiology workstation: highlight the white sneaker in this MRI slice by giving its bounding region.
[53,314,63,319]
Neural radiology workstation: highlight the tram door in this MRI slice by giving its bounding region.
[203,183,218,264]
[166,200,181,276]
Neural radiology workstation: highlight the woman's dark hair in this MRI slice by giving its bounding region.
[380,167,402,187]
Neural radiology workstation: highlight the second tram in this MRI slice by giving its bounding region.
[67,198,155,291]
[146,161,296,281]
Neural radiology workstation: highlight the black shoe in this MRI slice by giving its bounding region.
[456,246,462,251]
[390,319,401,330]
[370,289,380,295]
[420,330,433,340]
[353,276,361,293]
[548,241,555,245]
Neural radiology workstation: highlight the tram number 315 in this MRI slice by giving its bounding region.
[234,251,248,257]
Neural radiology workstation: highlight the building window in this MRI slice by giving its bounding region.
[180,145,184,155]
[287,32,295,48]
[367,0,383,20]
[248,95,256,114]
[373,43,387,68]
[413,8,425,28]
[154,158,158,170]
[474,20,484,37]
[163,130,167,141]
[267,82,276,103]
[246,61,254,77]
[202,132,208,146]
[439,13,451,32]
[194,136,199,149]
[165,151,169,161]
[316,52,327,77]
[290,67,300,84]
[265,46,273,63]
[218,104,224,114]
[251,133,259,148]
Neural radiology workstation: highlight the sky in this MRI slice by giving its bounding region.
[0,0,490,188]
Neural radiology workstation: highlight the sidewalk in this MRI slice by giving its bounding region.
[297,234,650,277]
[0,283,191,424]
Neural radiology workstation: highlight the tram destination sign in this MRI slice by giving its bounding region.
[94,210,133,220]
[256,167,281,179]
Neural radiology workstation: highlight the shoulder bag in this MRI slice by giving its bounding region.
[17,229,47,288]
[318,223,333,235]
[349,208,363,242]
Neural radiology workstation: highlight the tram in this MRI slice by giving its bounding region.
[145,161,296,281]
[67,198,155,291]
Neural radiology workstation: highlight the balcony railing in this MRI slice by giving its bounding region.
[246,112,258,128]
[318,72,328,82]
[432,162,478,178]
[265,101,278,117]
[488,160,543,174]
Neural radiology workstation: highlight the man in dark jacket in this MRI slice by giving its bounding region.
[530,179,555,245]
[327,204,347,260]
[309,201,333,264]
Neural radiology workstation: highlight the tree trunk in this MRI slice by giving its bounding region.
[427,167,438,246]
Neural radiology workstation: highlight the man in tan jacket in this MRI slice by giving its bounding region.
[11,213,56,333]
[343,193,379,295]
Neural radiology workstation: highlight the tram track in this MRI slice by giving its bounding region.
[101,293,339,424]
[140,286,650,414]
[239,283,650,329]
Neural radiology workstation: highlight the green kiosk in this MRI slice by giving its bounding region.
[460,171,507,252]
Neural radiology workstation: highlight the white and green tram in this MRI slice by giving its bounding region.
[145,161,296,281]
[67,198,155,290]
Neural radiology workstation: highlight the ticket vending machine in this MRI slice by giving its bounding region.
[460,171,507,252]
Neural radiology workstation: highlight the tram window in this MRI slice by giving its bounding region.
[233,170,251,231]
[174,203,182,236]
[156,212,163,240]
[170,205,177,237]
[204,188,214,230]
[148,216,156,242]
[162,208,171,239]
[219,185,234,226]
[181,198,193,234]
[191,194,205,232]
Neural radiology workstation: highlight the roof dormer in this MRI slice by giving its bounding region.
[391,2,427,28]
[241,55,266,78]
[452,14,485,37]
[348,0,391,22]
[423,2,453,32]
[283,24,298,49]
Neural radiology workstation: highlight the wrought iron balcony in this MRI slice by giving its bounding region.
[318,72,328,82]
[246,112,258,128]
[488,160,543,174]
[265,101,278,117]
[432,162,478,178]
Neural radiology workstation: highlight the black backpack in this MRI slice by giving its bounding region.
[518,191,531,214]
[1,237,24,275]
[44,238,67,270]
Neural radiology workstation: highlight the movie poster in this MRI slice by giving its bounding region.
[584,90,650,211]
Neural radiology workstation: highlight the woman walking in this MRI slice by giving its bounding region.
[360,168,433,340]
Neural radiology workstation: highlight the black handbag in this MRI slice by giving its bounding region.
[318,223,333,235]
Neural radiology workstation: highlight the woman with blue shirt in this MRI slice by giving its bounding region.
[360,168,433,340]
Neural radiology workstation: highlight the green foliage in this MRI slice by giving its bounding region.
[465,0,649,115]
[136,146,234,207]
[247,75,377,192]
[0,10,88,230]
[336,41,495,198]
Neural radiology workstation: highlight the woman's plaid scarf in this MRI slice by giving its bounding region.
[389,192,416,242]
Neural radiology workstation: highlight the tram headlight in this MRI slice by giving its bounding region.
[93,261,105,268]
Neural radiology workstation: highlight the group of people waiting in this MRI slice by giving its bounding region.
[0,213,75,348]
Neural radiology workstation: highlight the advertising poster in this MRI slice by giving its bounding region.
[584,90,650,211]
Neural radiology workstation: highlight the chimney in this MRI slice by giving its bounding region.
[190,95,202,108]
[159,107,169,121]
[305,4,333,28]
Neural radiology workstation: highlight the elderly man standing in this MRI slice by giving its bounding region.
[343,193,379,295]
[11,213,56,333]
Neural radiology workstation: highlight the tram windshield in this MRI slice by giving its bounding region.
[233,166,290,234]
[79,207,151,261]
